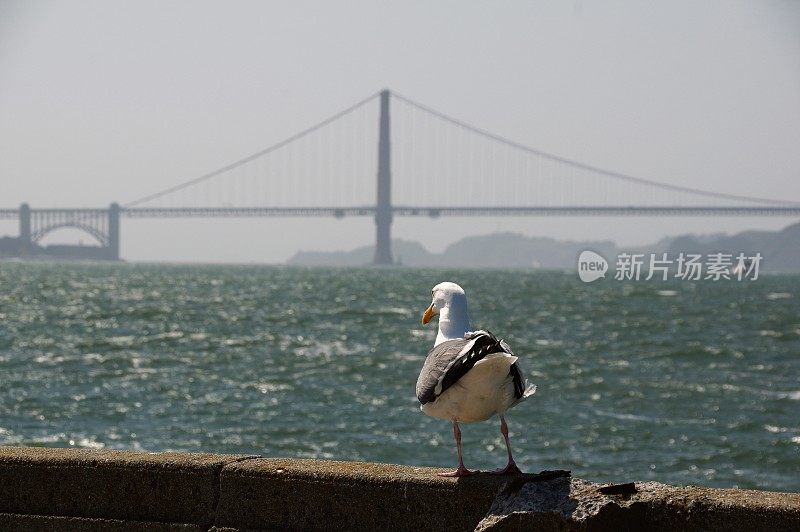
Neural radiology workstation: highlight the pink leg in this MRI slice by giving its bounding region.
[438,421,476,477]
[491,415,522,475]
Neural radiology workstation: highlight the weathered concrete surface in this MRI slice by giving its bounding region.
[476,475,800,531]
[0,513,200,531]
[216,458,564,531]
[0,447,798,531]
[0,447,256,529]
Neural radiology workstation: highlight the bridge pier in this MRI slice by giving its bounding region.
[108,202,120,261]
[19,203,31,256]
[373,89,393,265]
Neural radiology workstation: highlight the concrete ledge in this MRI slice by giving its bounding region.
[1,446,798,531]
[0,447,257,529]
[0,513,200,531]
[216,458,549,531]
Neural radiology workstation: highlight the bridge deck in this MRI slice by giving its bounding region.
[3,206,800,218]
[123,206,800,217]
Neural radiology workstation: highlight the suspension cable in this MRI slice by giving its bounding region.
[391,91,799,206]
[124,91,382,207]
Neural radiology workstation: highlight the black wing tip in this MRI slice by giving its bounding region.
[417,391,433,405]
[510,362,525,398]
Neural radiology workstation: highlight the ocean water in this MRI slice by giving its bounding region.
[0,262,798,492]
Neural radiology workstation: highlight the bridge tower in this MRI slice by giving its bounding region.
[19,203,31,256]
[108,202,120,261]
[373,89,393,265]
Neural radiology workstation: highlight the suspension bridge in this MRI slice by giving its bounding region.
[2,89,798,263]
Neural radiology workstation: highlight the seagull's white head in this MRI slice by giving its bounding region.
[422,282,471,345]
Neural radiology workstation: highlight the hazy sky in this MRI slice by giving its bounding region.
[1,0,799,262]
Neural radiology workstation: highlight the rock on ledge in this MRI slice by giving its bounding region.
[0,447,798,531]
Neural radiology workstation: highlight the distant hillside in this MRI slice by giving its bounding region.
[288,233,616,269]
[288,239,432,267]
[436,233,616,269]
[664,222,800,272]
[287,222,800,271]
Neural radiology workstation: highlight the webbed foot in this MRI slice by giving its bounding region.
[490,461,522,475]
[438,465,477,477]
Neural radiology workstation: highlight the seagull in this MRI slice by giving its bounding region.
[416,282,536,477]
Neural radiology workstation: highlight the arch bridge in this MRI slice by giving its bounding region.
[0,203,121,260]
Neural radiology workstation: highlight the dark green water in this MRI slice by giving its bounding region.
[0,263,798,491]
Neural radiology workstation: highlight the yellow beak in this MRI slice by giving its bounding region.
[422,304,435,325]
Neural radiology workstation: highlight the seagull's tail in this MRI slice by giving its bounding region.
[498,338,537,408]
[522,382,537,399]
[505,380,536,412]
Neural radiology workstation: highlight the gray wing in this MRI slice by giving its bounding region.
[415,331,506,405]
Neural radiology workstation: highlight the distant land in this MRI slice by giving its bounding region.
[0,237,112,260]
[288,221,800,272]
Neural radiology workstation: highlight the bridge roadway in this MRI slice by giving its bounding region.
[0,205,800,219]
[4,205,797,219]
